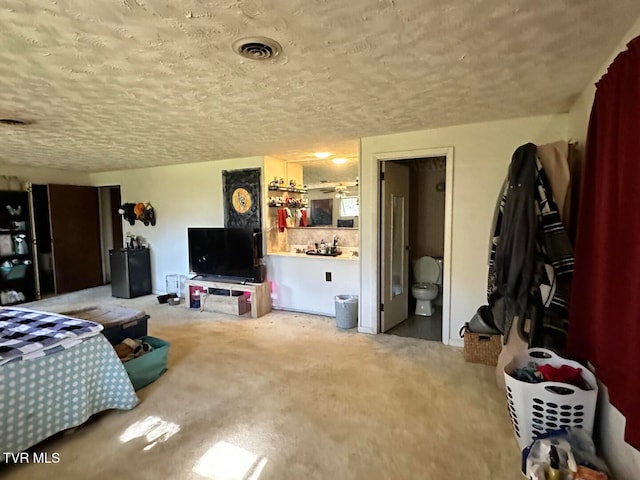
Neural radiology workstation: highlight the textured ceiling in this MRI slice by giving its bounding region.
[1,0,639,172]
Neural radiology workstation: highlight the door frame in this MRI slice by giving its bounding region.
[366,146,454,344]
[98,185,123,284]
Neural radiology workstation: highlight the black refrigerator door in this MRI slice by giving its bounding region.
[110,249,130,298]
[109,248,151,298]
[128,249,152,297]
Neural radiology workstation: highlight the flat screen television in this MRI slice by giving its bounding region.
[188,227,263,283]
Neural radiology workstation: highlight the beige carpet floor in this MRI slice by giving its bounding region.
[1,286,521,479]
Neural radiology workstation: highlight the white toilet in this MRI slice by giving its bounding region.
[411,256,442,316]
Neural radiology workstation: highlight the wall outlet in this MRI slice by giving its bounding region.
[325,272,332,282]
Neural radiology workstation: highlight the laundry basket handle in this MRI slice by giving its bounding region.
[543,383,577,396]
[527,348,561,362]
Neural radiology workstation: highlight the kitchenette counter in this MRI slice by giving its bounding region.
[267,251,358,261]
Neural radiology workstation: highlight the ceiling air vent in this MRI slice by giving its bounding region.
[0,119,28,126]
[233,37,282,60]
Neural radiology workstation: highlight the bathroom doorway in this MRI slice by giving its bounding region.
[379,153,451,342]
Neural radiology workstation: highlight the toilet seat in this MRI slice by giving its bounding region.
[411,256,441,317]
[413,282,438,294]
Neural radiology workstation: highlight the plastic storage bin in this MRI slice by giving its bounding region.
[166,274,179,295]
[124,336,170,391]
[504,348,598,450]
[61,306,149,346]
[335,295,358,329]
[166,274,189,297]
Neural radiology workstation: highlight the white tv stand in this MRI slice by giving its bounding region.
[184,277,272,318]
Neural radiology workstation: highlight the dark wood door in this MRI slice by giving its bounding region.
[49,184,103,293]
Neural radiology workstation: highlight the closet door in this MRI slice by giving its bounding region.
[49,185,103,293]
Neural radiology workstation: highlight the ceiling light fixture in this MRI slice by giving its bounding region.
[314,152,331,159]
[335,184,348,198]
[332,157,347,165]
[232,37,282,61]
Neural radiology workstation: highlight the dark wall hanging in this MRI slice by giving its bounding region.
[222,168,262,230]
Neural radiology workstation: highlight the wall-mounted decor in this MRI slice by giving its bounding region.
[138,202,156,226]
[222,168,262,230]
[118,202,156,226]
[310,199,333,226]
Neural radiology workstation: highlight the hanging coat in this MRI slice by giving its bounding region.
[488,143,574,349]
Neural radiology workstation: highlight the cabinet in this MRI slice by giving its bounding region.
[109,248,152,298]
[0,190,36,305]
[263,255,358,316]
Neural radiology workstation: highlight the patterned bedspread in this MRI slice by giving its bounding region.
[0,334,139,454]
[0,307,103,366]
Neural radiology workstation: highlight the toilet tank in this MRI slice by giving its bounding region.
[412,256,440,284]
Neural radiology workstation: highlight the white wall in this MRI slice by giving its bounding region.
[90,156,263,293]
[0,165,91,186]
[569,17,640,156]
[360,114,568,340]
[409,164,445,258]
[264,156,287,254]
[567,18,640,480]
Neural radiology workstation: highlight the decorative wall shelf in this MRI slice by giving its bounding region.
[268,205,307,209]
[268,186,307,194]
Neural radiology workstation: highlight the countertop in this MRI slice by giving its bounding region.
[266,251,359,261]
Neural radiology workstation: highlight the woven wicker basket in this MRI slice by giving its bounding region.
[463,327,502,366]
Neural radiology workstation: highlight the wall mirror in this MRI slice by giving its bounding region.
[286,157,359,228]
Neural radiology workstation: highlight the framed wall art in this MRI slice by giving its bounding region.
[222,168,262,231]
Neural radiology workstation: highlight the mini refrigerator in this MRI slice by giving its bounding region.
[110,248,152,298]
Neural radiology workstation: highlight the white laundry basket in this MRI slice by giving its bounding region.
[504,348,598,451]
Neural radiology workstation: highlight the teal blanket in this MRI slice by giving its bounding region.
[0,334,139,454]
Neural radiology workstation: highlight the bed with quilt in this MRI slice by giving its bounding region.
[0,307,138,454]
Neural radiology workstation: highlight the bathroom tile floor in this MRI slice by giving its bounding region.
[386,306,443,341]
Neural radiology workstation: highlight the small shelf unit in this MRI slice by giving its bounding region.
[268,186,307,194]
[0,190,36,306]
[184,278,272,318]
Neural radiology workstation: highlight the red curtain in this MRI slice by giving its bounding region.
[568,35,640,448]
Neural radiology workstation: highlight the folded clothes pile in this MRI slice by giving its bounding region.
[115,338,154,362]
[511,361,591,390]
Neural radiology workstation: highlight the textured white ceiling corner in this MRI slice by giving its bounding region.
[0,0,639,172]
